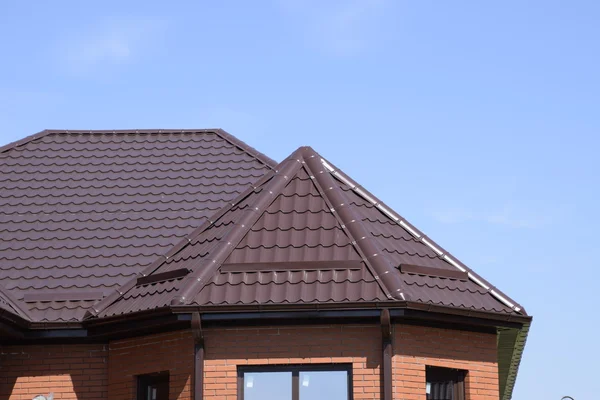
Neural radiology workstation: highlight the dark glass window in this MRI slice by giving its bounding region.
[239,365,352,400]
[426,366,466,400]
[137,371,169,400]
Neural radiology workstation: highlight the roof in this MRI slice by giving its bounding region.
[0,129,275,322]
[0,129,530,400]
[91,146,523,318]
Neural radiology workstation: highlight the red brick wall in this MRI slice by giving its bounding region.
[0,343,108,400]
[0,323,499,400]
[393,325,498,400]
[203,325,382,400]
[203,324,498,400]
[108,331,194,400]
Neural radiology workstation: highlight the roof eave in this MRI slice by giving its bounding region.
[169,301,531,325]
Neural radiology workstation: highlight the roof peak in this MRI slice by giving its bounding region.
[87,144,525,319]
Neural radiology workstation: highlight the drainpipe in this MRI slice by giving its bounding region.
[381,309,392,400]
[192,312,204,400]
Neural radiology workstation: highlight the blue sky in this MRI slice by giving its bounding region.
[1,1,598,399]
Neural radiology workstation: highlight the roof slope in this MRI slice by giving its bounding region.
[0,129,274,322]
[94,146,524,318]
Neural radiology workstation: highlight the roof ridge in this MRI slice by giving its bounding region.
[0,128,278,170]
[0,129,52,154]
[319,156,525,315]
[214,128,277,169]
[303,148,406,301]
[170,147,306,305]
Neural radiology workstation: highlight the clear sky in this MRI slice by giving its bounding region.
[1,1,598,399]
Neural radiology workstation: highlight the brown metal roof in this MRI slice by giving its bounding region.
[94,146,522,318]
[0,129,274,321]
[0,131,529,400]
[0,129,526,323]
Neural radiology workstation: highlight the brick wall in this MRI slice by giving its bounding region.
[393,325,498,400]
[108,330,194,400]
[0,343,108,400]
[203,325,382,400]
[0,323,499,400]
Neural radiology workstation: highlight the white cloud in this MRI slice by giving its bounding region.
[277,0,390,56]
[57,18,166,74]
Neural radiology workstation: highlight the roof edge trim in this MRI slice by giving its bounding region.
[320,157,526,315]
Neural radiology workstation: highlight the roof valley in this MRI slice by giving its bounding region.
[0,129,276,322]
[170,148,306,305]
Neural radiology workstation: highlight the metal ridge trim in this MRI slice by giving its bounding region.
[170,147,306,306]
[303,147,406,301]
[215,128,278,169]
[320,158,526,315]
[0,129,52,155]
[0,128,278,167]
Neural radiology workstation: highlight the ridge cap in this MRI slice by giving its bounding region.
[0,129,52,154]
[170,147,306,305]
[319,154,526,315]
[302,147,406,301]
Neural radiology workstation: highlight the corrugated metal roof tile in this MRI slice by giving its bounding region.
[0,129,274,322]
[1,131,525,322]
[99,146,521,317]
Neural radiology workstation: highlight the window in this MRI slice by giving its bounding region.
[239,365,352,400]
[137,371,169,400]
[426,366,466,400]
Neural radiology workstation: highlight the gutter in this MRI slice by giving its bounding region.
[4,302,530,341]
[170,301,532,325]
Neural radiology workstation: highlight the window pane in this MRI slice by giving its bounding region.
[426,366,465,400]
[299,370,348,400]
[244,371,292,400]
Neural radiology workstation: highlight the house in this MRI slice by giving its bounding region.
[0,129,531,400]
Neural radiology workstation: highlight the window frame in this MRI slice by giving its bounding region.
[136,371,170,400]
[238,364,353,400]
[425,365,466,400]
